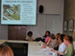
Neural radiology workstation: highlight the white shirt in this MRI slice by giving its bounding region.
[58,42,66,52]
[26,36,35,41]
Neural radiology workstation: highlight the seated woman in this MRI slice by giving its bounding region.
[58,34,66,53]
[42,31,51,42]
[51,36,74,56]
[26,31,35,41]
[45,36,51,44]
[47,34,59,49]
[0,45,14,56]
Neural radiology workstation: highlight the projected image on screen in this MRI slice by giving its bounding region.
[1,0,37,25]
[3,5,20,20]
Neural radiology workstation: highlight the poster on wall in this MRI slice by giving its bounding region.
[69,19,74,32]
[1,0,37,25]
[64,20,68,32]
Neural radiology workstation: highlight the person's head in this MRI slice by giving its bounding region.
[27,31,33,37]
[44,31,51,37]
[50,34,55,41]
[56,33,61,40]
[0,45,14,56]
[58,34,65,44]
[63,36,73,45]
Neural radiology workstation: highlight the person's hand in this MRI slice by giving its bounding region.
[51,48,55,52]
[42,46,46,48]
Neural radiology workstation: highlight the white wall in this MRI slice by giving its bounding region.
[46,15,62,34]
[27,14,63,38]
[27,0,64,38]
[27,15,46,38]
[37,0,63,14]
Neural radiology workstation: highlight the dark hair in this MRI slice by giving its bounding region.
[27,31,33,36]
[60,34,65,42]
[68,36,73,43]
[50,34,55,39]
[43,31,51,38]
[64,36,73,43]
[57,33,61,35]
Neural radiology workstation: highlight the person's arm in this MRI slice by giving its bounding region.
[32,36,35,41]
[66,45,73,56]
[46,39,51,45]
[56,51,64,55]
[57,45,73,56]
[26,36,30,41]
[51,49,64,55]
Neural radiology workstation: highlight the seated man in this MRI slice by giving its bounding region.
[26,31,35,41]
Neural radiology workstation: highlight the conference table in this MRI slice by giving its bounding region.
[0,40,57,56]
